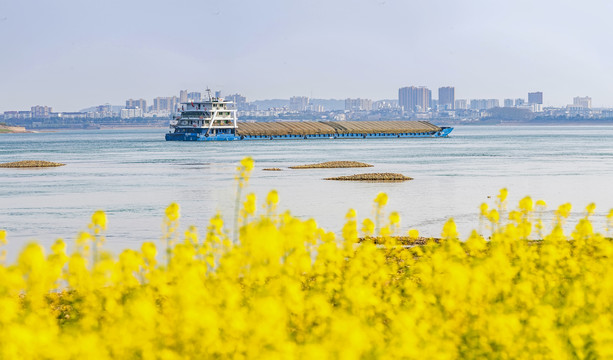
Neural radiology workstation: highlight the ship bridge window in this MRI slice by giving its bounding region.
[182,111,208,117]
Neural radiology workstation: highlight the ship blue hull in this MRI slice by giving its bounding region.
[165,127,453,141]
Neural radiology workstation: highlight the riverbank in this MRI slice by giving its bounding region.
[0,125,169,133]
[0,125,28,133]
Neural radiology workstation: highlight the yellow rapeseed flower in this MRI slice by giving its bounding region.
[498,188,508,203]
[210,215,223,230]
[380,225,392,237]
[236,156,255,187]
[556,203,572,218]
[488,209,500,223]
[243,193,257,216]
[586,202,596,216]
[389,211,400,226]
[508,210,521,223]
[441,218,459,240]
[76,231,92,246]
[465,230,486,252]
[240,156,255,172]
[479,202,489,217]
[91,210,107,230]
[362,218,375,235]
[3,168,613,359]
[141,241,157,262]
[51,239,66,255]
[165,203,180,222]
[374,192,388,207]
[519,196,533,212]
[266,190,279,207]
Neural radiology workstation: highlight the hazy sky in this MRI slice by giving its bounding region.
[1,0,613,111]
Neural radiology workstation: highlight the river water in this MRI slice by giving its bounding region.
[1,126,613,256]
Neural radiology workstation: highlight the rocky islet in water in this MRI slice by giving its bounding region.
[325,173,413,182]
[0,160,65,168]
[289,161,373,169]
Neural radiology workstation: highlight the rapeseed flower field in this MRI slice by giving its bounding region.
[1,158,613,359]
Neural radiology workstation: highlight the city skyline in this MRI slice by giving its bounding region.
[3,86,601,113]
[0,85,602,113]
[3,87,599,119]
[2,0,613,111]
[3,82,607,127]
[4,87,604,116]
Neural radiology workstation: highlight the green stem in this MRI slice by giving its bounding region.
[234,181,242,244]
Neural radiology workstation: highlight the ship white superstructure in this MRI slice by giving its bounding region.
[171,89,238,138]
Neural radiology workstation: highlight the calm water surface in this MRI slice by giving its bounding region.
[1,126,613,256]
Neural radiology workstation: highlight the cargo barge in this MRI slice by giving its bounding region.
[165,91,453,141]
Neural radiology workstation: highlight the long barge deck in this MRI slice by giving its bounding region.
[166,120,453,141]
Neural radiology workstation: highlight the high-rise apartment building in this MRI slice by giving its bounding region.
[308,104,325,112]
[504,99,514,107]
[438,87,455,109]
[398,86,431,112]
[187,92,202,101]
[528,92,543,105]
[31,105,52,118]
[573,96,592,109]
[470,99,499,110]
[225,94,249,110]
[84,104,114,118]
[515,98,525,106]
[470,99,483,110]
[153,96,179,112]
[289,96,309,111]
[120,107,143,119]
[454,99,468,110]
[180,90,188,103]
[372,100,398,110]
[345,98,373,111]
[11,111,32,119]
[126,99,147,110]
